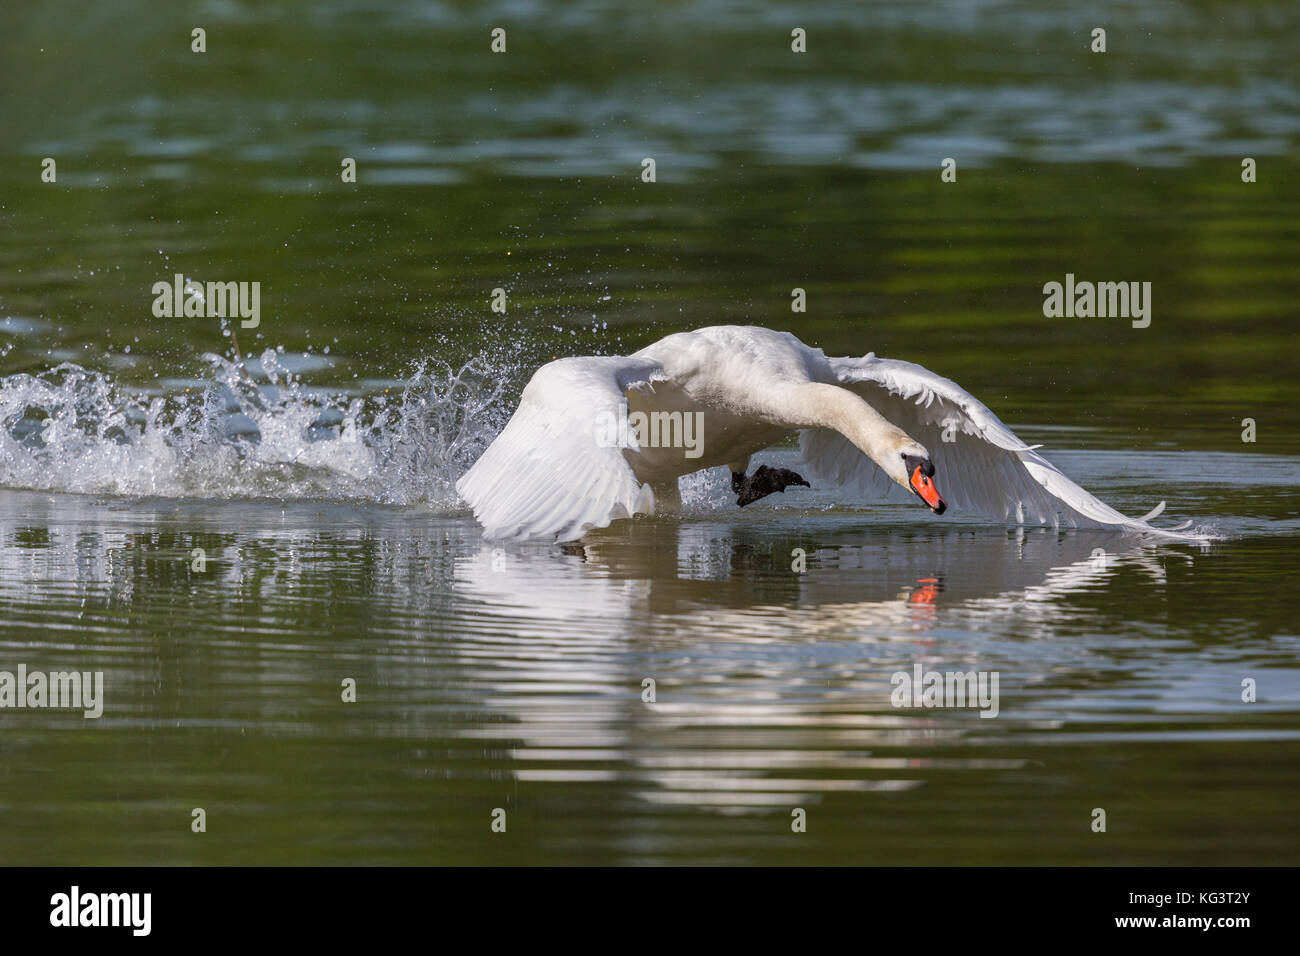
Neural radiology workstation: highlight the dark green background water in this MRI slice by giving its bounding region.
[0,1,1297,864]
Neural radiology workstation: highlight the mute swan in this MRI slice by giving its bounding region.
[456,325,1199,542]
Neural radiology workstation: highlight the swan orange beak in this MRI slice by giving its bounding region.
[910,465,947,515]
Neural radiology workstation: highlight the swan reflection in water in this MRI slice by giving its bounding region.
[454,516,1201,812]
[0,487,1205,823]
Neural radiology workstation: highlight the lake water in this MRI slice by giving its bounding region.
[1,0,1297,865]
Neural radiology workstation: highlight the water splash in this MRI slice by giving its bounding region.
[0,351,515,506]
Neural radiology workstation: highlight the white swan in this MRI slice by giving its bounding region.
[456,325,1199,542]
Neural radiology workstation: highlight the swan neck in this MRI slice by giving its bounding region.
[784,384,909,464]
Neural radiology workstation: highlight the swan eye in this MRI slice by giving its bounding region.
[903,453,936,478]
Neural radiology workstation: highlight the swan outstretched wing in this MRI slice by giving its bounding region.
[456,356,665,541]
[805,354,1200,537]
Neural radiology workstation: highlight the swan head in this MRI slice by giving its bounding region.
[898,449,947,515]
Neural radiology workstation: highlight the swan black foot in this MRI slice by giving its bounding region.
[732,465,810,507]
